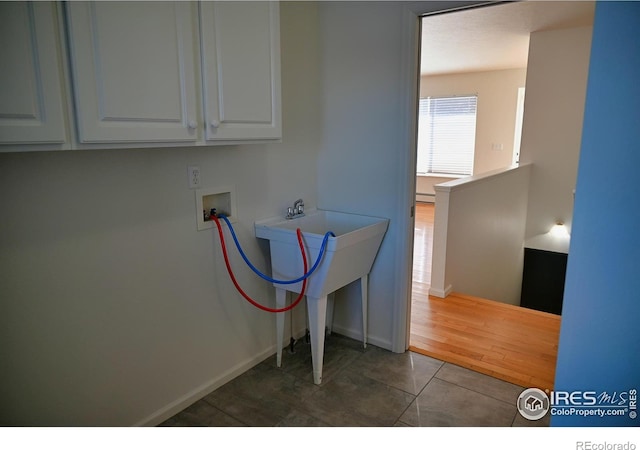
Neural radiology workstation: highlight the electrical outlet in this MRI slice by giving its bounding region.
[188,166,201,189]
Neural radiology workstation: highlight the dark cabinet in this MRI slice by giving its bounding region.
[520,247,568,315]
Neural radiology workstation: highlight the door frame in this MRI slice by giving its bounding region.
[392,1,497,353]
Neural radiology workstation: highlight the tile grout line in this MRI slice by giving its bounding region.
[433,362,525,406]
[201,393,252,427]
[431,375,518,414]
[162,333,546,427]
[389,358,446,426]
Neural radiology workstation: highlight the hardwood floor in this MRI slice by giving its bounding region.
[409,203,561,391]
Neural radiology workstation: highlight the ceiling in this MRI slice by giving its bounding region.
[421,1,596,76]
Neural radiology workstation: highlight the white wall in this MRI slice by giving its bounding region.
[315,0,484,350]
[428,26,593,305]
[316,1,406,348]
[420,68,527,176]
[0,2,321,426]
[0,0,499,425]
[430,165,531,304]
[519,26,593,238]
[417,175,456,202]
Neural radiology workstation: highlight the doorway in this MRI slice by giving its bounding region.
[409,2,531,320]
[406,5,560,389]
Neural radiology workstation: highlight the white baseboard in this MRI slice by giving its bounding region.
[134,344,278,427]
[136,324,396,427]
[329,323,393,352]
[137,326,317,426]
[428,284,452,298]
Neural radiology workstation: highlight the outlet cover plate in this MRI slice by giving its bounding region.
[188,166,201,189]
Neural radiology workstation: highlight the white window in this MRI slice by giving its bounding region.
[416,95,478,176]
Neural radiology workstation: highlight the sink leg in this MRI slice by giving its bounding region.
[361,274,368,349]
[275,287,287,367]
[326,292,335,335]
[306,295,328,385]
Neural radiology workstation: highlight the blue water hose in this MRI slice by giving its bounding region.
[217,214,335,285]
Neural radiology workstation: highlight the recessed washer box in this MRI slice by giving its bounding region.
[196,186,237,231]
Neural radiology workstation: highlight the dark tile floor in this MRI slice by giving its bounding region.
[160,333,550,427]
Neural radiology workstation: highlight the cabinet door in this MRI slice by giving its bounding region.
[200,2,281,141]
[65,2,199,144]
[0,2,67,145]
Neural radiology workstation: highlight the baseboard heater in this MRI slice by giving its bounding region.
[416,192,435,203]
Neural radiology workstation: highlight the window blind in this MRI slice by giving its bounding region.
[416,95,477,176]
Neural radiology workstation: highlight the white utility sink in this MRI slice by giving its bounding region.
[255,209,389,384]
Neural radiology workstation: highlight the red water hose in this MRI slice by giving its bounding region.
[212,215,308,313]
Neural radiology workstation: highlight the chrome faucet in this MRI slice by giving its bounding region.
[286,199,305,219]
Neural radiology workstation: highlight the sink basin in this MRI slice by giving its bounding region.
[255,208,389,385]
[254,209,389,298]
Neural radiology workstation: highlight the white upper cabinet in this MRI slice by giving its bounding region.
[65,1,199,144]
[0,2,67,146]
[200,2,281,141]
[1,1,281,150]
